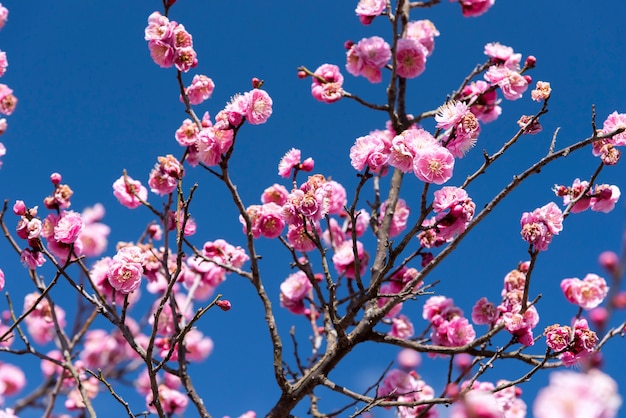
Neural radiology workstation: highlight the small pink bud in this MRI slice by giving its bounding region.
[166,0,177,5]
[358,15,375,25]
[297,70,307,79]
[0,118,7,135]
[515,387,522,397]
[216,300,231,311]
[598,251,619,274]
[421,252,433,267]
[13,200,26,216]
[251,77,263,89]
[50,173,62,185]
[344,40,354,50]
[445,383,460,399]
[553,185,568,197]
[300,157,314,172]
[518,261,530,273]
[523,75,532,84]
[524,56,536,68]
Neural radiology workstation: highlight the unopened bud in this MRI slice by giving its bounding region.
[50,172,62,185]
[251,77,263,89]
[297,70,307,79]
[216,300,231,311]
[525,55,537,68]
[598,251,619,274]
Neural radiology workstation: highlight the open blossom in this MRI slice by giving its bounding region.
[23,292,66,345]
[0,84,16,115]
[395,38,428,79]
[311,64,344,103]
[346,36,391,83]
[413,145,455,184]
[0,4,7,29]
[601,111,626,147]
[355,0,385,18]
[0,362,25,397]
[544,319,598,366]
[148,154,184,196]
[183,74,215,105]
[280,271,312,314]
[531,81,551,101]
[463,80,501,123]
[113,175,148,209]
[53,210,83,244]
[107,245,146,294]
[454,0,496,18]
[533,369,621,418]
[245,89,273,125]
[484,66,528,100]
[561,273,608,310]
[380,198,410,237]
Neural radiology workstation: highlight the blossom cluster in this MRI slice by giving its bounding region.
[519,201,563,251]
[594,111,626,164]
[144,11,197,72]
[554,178,621,213]
[0,3,16,169]
[544,319,598,366]
[377,369,437,418]
[419,186,475,247]
[423,296,476,347]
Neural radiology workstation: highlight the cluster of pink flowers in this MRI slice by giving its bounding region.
[144,11,197,72]
[561,273,608,310]
[138,372,189,415]
[554,178,621,213]
[183,239,249,301]
[331,240,369,279]
[351,127,456,184]
[519,201,563,251]
[173,88,272,166]
[593,111,626,164]
[450,380,527,418]
[377,369,438,417]
[423,296,476,347]
[377,267,421,339]
[544,318,598,366]
[533,369,621,418]
[483,42,529,101]
[0,362,25,405]
[41,210,85,262]
[461,79,501,123]
[0,4,16,168]
[346,36,391,83]
[279,271,313,315]
[148,154,184,196]
[310,64,344,103]
[77,204,110,258]
[419,186,475,247]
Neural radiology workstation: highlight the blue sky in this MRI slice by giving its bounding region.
[0,1,625,417]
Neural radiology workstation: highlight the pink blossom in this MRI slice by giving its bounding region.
[389,315,414,339]
[183,74,215,105]
[397,380,438,418]
[471,297,498,325]
[561,273,609,310]
[23,292,66,345]
[20,248,45,269]
[280,271,312,314]
[601,111,626,146]
[355,0,385,17]
[77,204,110,258]
[520,202,563,251]
[435,101,469,130]
[257,202,285,238]
[377,369,420,398]
[261,183,289,205]
[332,240,368,279]
[53,210,83,244]
[531,81,552,101]
[0,4,8,30]
[326,180,347,215]
[413,145,455,184]
[0,362,25,396]
[395,38,428,79]
[406,20,439,56]
[245,89,273,125]
[148,154,184,196]
[397,349,421,369]
[0,84,16,115]
[450,390,501,418]
[533,369,621,418]
[147,385,188,415]
[380,198,410,237]
[175,118,200,146]
[107,246,146,294]
[113,175,148,209]
[278,148,301,178]
[431,316,476,347]
[485,66,528,100]
[454,0,495,18]
[350,134,389,172]
[184,329,214,362]
[0,51,7,78]
[197,126,234,166]
[590,184,620,213]
[311,64,344,103]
